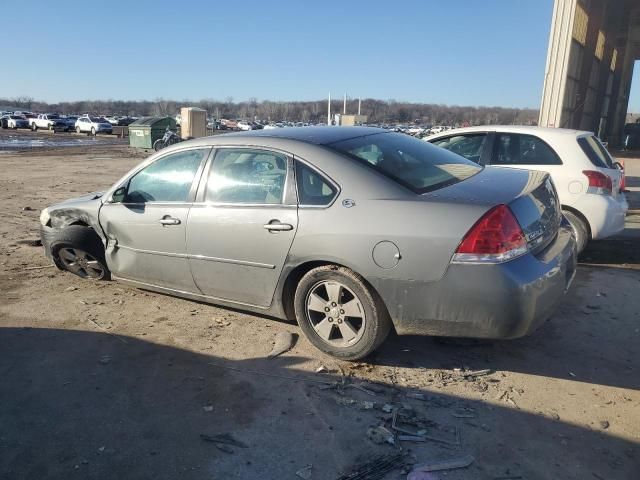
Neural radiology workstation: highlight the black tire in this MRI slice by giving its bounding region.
[563,209,589,254]
[31,123,37,131]
[91,127,96,135]
[153,139,164,151]
[50,226,111,281]
[294,265,391,360]
[76,126,81,134]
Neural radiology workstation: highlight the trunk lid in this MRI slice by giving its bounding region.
[424,166,561,253]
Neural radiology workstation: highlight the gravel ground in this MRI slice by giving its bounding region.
[0,134,639,480]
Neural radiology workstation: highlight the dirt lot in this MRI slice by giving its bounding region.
[1,132,639,480]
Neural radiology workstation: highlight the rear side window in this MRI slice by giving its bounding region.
[431,134,487,163]
[493,133,562,166]
[578,135,615,168]
[295,162,337,206]
[206,148,287,204]
[327,132,482,194]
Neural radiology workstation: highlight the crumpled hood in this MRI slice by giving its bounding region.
[53,191,104,206]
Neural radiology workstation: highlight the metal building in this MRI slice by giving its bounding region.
[539,0,640,146]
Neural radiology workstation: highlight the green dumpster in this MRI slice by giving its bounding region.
[128,116,177,149]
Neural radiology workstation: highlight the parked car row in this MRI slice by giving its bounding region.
[0,111,114,135]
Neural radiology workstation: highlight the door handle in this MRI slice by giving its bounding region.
[159,216,181,226]
[263,221,293,232]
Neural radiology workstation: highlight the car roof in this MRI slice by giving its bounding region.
[220,126,388,145]
[425,125,593,140]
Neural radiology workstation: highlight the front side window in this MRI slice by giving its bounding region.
[295,162,337,206]
[126,149,207,203]
[431,134,487,163]
[493,133,562,166]
[327,132,482,193]
[206,149,287,204]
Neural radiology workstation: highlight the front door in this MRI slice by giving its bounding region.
[187,147,298,307]
[100,147,209,292]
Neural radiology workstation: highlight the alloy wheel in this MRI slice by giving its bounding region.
[305,280,366,347]
[58,248,105,279]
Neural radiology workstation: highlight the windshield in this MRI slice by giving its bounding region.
[327,132,482,193]
[49,114,60,119]
[578,135,615,169]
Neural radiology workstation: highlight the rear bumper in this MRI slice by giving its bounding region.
[575,193,628,240]
[379,224,577,339]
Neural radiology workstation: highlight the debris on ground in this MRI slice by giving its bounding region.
[367,425,395,445]
[16,239,42,246]
[65,286,78,292]
[382,403,394,413]
[599,420,610,429]
[336,452,406,480]
[200,433,248,453]
[214,318,231,327]
[407,471,439,480]
[203,405,213,412]
[410,454,475,473]
[22,206,35,211]
[315,364,329,373]
[296,464,313,479]
[98,355,111,365]
[267,331,296,358]
[391,409,460,446]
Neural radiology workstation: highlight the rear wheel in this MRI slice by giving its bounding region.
[91,127,96,135]
[294,265,391,360]
[153,139,164,151]
[76,126,81,134]
[563,209,589,254]
[51,226,110,280]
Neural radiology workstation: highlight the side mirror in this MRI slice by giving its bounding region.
[613,161,624,171]
[111,186,127,203]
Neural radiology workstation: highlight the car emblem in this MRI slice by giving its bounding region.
[342,199,356,208]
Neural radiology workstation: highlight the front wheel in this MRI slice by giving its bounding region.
[51,226,110,280]
[76,126,81,134]
[294,265,391,360]
[31,123,37,131]
[153,139,164,151]
[91,127,96,135]
[563,209,589,254]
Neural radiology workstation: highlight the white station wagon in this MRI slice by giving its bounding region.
[426,126,628,252]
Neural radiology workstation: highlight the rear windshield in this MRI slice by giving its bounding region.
[578,135,615,169]
[327,132,482,193]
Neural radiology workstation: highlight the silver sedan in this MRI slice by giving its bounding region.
[40,127,577,359]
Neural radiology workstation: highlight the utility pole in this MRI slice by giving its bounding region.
[343,93,347,114]
[327,92,331,125]
[358,97,361,116]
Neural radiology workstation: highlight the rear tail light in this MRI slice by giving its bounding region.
[452,204,528,264]
[619,160,626,191]
[583,170,612,195]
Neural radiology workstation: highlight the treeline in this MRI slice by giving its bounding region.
[1,96,539,126]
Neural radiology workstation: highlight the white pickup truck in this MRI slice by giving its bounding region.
[29,114,68,131]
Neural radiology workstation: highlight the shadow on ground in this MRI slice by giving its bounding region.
[0,326,637,480]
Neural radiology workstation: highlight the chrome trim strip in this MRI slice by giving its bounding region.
[112,275,269,310]
[116,244,275,269]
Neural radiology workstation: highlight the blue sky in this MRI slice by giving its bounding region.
[2,0,639,110]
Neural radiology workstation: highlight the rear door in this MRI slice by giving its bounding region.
[186,147,298,307]
[99,147,209,291]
